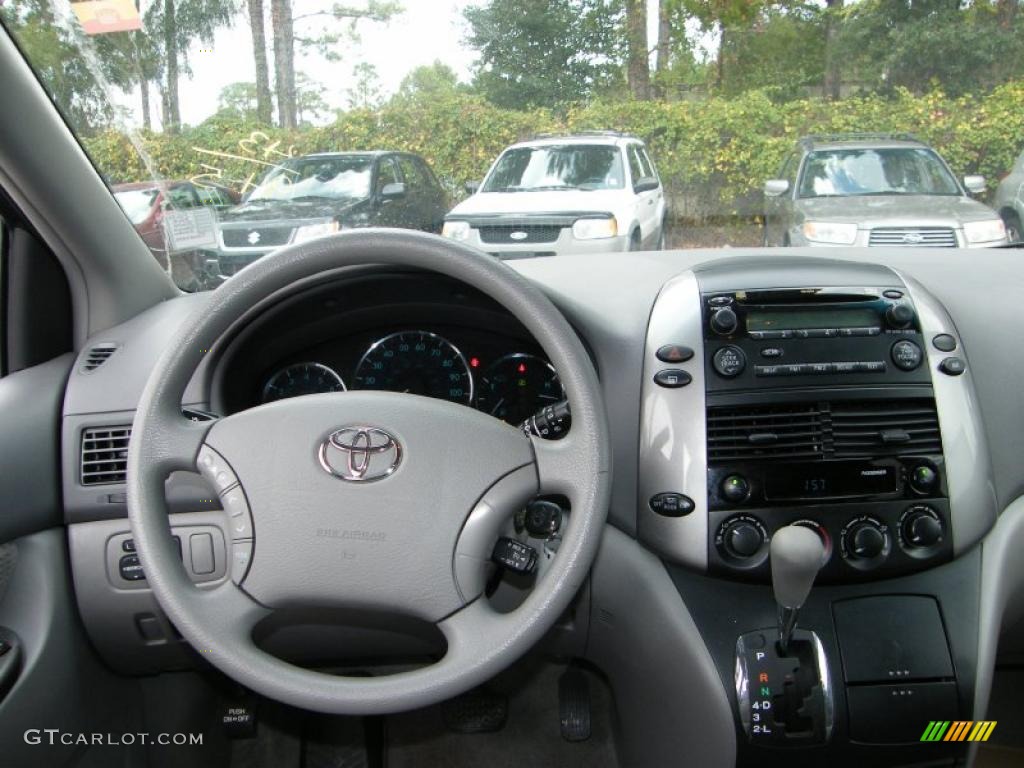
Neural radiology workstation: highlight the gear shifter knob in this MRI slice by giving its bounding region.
[771,525,825,653]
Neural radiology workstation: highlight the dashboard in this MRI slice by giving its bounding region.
[213,272,564,426]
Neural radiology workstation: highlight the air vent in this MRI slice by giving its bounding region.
[81,426,131,485]
[832,400,941,457]
[707,398,941,462]
[81,343,118,372]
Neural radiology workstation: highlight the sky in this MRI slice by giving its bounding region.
[117,0,671,130]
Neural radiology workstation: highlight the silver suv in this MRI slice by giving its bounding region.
[993,148,1024,243]
[763,134,1008,248]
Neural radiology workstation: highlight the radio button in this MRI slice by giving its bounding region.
[834,361,858,374]
[932,334,957,352]
[851,327,881,336]
[802,328,839,338]
[887,303,916,329]
[760,347,784,358]
[808,362,834,374]
[883,289,904,299]
[891,340,924,371]
[758,330,793,340]
[749,331,766,340]
[755,365,781,377]
[713,346,746,377]
[780,364,809,375]
[856,361,887,373]
[710,307,739,336]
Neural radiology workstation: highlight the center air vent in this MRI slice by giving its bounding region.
[707,399,940,462]
[81,426,131,485]
[81,343,118,372]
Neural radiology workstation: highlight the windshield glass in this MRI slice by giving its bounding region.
[482,145,625,192]
[113,188,159,224]
[2,0,1022,290]
[247,156,373,202]
[799,148,961,198]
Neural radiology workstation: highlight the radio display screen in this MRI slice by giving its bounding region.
[764,462,899,500]
[746,308,879,331]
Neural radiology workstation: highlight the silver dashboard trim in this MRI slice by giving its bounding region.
[637,270,708,570]
[898,271,998,554]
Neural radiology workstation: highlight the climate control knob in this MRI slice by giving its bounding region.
[716,515,768,562]
[841,516,890,568]
[710,307,739,336]
[900,505,944,550]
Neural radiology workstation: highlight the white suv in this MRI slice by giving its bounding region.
[442,132,667,257]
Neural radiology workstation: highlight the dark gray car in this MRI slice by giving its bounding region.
[763,134,1008,248]
[216,151,449,273]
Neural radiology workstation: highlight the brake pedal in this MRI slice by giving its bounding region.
[441,687,508,733]
[559,666,592,742]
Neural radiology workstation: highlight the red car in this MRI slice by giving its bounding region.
[112,180,239,285]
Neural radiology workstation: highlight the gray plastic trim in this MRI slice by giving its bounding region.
[898,272,998,554]
[636,270,708,570]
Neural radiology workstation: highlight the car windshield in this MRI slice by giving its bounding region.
[2,0,1022,290]
[113,188,159,224]
[482,145,625,192]
[246,157,373,203]
[799,148,961,198]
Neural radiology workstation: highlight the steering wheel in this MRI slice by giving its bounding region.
[127,230,610,714]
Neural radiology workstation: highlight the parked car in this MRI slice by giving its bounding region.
[216,151,448,273]
[994,148,1024,243]
[442,132,667,258]
[763,133,1008,248]
[112,179,238,267]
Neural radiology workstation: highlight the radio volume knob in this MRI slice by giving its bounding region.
[710,307,739,336]
[886,303,916,329]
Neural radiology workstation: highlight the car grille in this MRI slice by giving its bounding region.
[868,227,957,248]
[221,226,293,248]
[478,225,563,244]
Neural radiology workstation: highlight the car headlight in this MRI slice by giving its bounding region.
[442,220,471,241]
[802,221,858,245]
[293,221,341,244]
[963,219,1007,244]
[572,217,618,240]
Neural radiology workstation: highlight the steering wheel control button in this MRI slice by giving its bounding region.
[230,542,253,584]
[891,340,923,371]
[491,538,538,574]
[721,474,750,504]
[524,500,563,536]
[228,512,253,540]
[221,487,249,518]
[649,492,695,517]
[656,344,694,363]
[713,345,746,378]
[198,445,240,495]
[190,533,216,575]
[654,369,692,388]
[938,357,966,376]
[932,333,957,352]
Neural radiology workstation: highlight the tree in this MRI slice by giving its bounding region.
[295,73,329,123]
[464,0,625,110]
[395,61,463,101]
[624,0,650,99]
[347,62,382,109]
[823,0,843,100]
[682,0,768,88]
[270,0,402,128]
[217,81,260,118]
[247,0,273,123]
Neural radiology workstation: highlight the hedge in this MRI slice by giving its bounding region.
[85,82,1024,221]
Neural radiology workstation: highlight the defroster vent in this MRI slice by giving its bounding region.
[707,398,941,462]
[81,343,118,372]
[81,426,131,485]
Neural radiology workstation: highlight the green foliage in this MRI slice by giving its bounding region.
[84,83,1024,219]
[463,0,626,110]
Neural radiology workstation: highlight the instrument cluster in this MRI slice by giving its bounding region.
[258,328,563,426]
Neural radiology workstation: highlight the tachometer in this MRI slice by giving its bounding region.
[352,331,473,405]
[262,362,346,403]
[476,353,563,425]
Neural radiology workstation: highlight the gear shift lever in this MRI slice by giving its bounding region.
[770,525,825,654]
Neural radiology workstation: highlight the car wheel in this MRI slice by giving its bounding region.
[1003,211,1022,244]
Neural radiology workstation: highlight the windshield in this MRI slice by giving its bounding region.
[799,148,961,198]
[247,157,373,203]
[113,188,159,224]
[482,145,625,192]
[2,0,1022,290]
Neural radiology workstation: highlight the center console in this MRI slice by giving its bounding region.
[638,257,996,766]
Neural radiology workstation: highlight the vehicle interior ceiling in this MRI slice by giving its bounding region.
[3,7,1024,768]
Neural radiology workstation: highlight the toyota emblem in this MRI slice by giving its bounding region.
[318,427,402,482]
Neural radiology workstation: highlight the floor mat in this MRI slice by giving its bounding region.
[385,660,618,768]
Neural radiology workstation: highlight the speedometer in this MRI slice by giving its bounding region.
[352,331,473,405]
[262,362,346,403]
